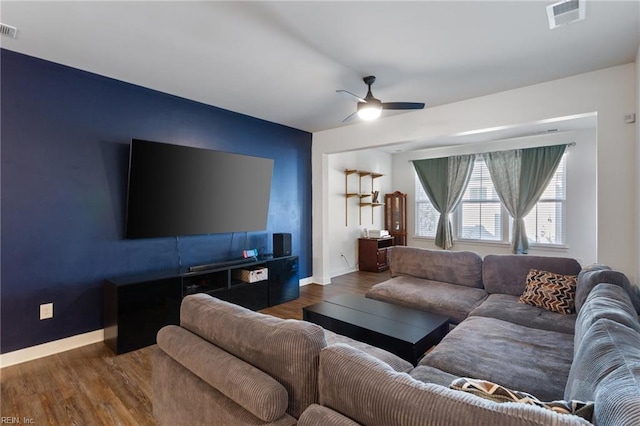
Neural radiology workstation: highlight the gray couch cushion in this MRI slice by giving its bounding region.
[469,293,576,334]
[420,316,573,401]
[409,365,459,387]
[318,344,590,426]
[575,264,640,313]
[574,283,640,351]
[388,246,483,288]
[324,330,413,373]
[157,325,288,422]
[564,318,640,426]
[366,276,487,324]
[298,404,360,426]
[482,254,581,296]
[180,294,326,418]
[153,348,297,426]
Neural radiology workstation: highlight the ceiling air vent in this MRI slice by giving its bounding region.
[0,23,18,39]
[547,0,585,29]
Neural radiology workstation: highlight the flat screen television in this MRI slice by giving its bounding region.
[125,139,274,239]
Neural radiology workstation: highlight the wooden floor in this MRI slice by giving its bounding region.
[0,270,388,425]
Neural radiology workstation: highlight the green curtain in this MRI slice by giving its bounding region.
[484,144,567,254]
[482,149,521,249]
[413,155,475,249]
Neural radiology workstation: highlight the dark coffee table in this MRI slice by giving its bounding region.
[303,294,449,365]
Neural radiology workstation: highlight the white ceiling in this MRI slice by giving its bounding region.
[1,1,638,134]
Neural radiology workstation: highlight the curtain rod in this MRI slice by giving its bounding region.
[407,142,576,162]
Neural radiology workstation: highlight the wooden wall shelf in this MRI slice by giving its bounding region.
[344,169,384,225]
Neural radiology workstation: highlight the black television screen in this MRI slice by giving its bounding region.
[125,139,274,239]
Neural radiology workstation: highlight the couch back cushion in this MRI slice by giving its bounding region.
[156,325,289,422]
[298,404,361,426]
[318,344,589,426]
[565,319,640,425]
[388,246,483,288]
[180,294,326,418]
[575,264,640,313]
[482,255,581,296]
[574,283,640,352]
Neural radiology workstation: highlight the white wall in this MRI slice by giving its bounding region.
[636,46,640,283]
[313,64,638,284]
[391,130,597,266]
[326,150,392,279]
[637,5,640,290]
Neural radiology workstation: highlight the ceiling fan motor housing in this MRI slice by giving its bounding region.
[358,98,381,110]
[362,76,379,102]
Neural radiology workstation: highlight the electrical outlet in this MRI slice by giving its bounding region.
[40,303,53,320]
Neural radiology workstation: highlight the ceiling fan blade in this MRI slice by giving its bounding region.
[381,102,425,110]
[337,90,366,103]
[342,111,358,123]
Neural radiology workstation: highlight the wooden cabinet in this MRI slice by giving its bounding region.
[358,237,393,272]
[385,191,407,246]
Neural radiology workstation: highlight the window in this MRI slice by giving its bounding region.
[414,152,567,247]
[414,173,438,238]
[457,158,503,241]
[523,154,566,245]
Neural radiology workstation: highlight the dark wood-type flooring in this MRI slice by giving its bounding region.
[0,270,388,425]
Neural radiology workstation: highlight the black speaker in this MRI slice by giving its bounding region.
[273,233,292,257]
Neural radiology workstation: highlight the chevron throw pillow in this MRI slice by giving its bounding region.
[519,269,578,314]
[450,378,593,421]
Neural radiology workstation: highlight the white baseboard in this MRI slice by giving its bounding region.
[312,276,332,285]
[331,267,357,279]
[0,329,104,369]
[2,277,319,368]
[299,277,314,286]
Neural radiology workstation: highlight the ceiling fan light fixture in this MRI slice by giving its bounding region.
[357,97,382,121]
[357,104,382,121]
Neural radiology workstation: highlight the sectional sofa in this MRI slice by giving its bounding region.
[153,294,413,426]
[365,247,640,401]
[153,247,640,425]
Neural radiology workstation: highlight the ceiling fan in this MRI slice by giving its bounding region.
[337,76,425,123]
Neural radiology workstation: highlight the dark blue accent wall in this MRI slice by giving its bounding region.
[0,49,312,354]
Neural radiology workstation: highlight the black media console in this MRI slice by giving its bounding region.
[104,255,299,354]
